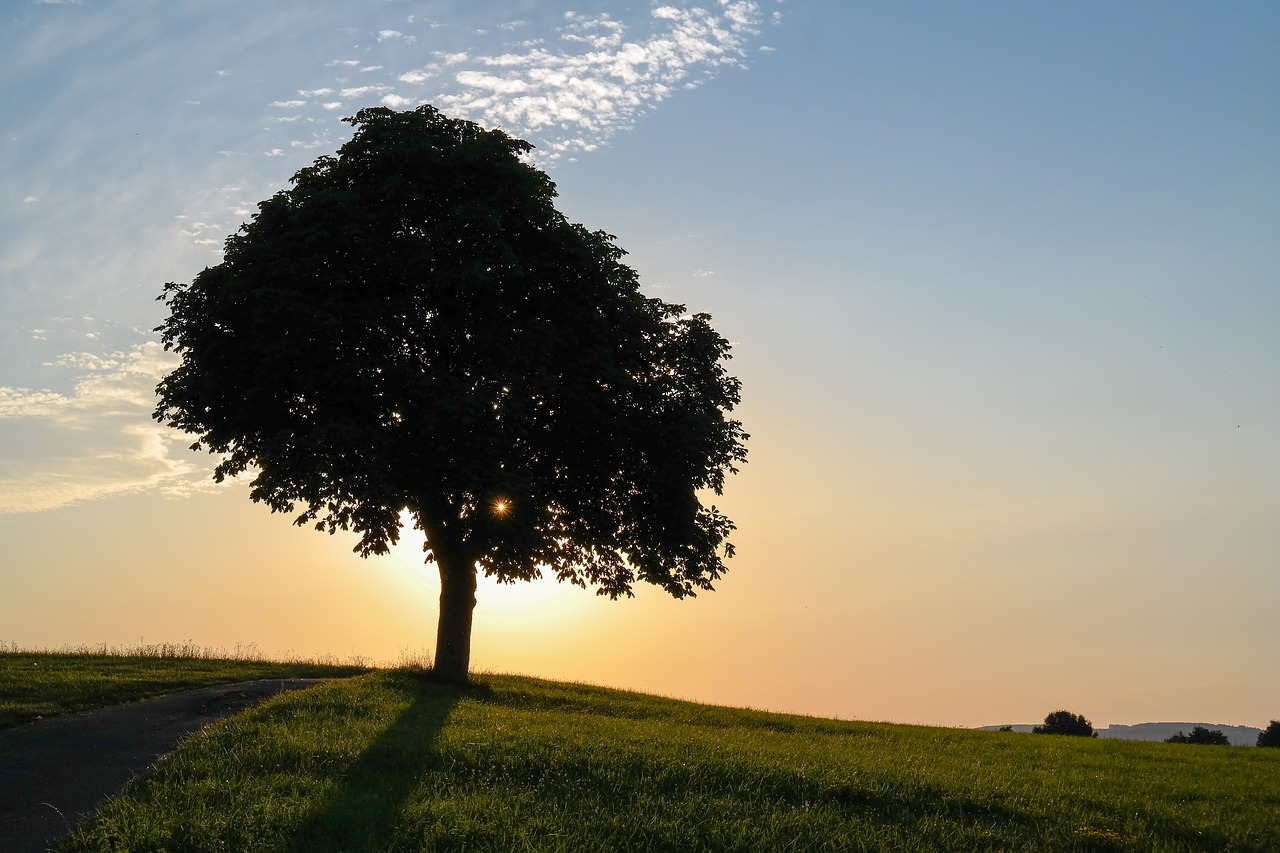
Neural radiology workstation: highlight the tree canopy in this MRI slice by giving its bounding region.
[154,105,747,681]
[1031,710,1096,737]
[1258,721,1280,748]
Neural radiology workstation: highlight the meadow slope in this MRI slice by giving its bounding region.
[57,670,1279,852]
[0,644,367,729]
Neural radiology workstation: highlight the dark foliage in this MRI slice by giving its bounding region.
[1258,721,1280,749]
[1165,726,1231,746]
[154,105,747,678]
[1031,710,1096,737]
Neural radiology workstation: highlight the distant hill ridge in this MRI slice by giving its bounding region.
[978,722,1263,746]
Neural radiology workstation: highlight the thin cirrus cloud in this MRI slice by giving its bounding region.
[4,2,778,517]
[427,3,766,158]
[0,344,215,515]
[178,3,777,276]
[378,30,416,44]
[270,2,772,162]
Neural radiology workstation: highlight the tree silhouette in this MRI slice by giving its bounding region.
[1258,721,1280,748]
[155,106,747,682]
[1031,710,1096,737]
[1165,726,1230,745]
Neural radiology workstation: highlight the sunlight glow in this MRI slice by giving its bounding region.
[382,509,594,635]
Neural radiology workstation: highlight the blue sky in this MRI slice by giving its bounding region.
[2,1,1277,728]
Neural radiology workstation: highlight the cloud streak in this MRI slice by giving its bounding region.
[2,2,782,514]
[432,2,766,159]
[268,2,772,163]
[167,2,776,252]
[0,344,215,514]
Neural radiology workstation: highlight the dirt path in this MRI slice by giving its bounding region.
[0,678,332,853]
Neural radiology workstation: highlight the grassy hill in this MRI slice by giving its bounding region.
[47,668,1279,852]
[0,643,367,729]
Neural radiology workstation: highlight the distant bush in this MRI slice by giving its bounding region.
[1032,710,1096,737]
[1257,721,1280,748]
[1166,726,1230,746]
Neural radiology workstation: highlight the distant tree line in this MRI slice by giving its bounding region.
[1012,713,1280,746]
[1165,726,1230,746]
[1164,720,1280,746]
[1032,711,1096,738]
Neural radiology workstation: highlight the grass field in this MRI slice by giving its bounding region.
[39,667,1279,852]
[0,642,367,729]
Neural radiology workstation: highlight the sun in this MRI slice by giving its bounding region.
[493,499,509,515]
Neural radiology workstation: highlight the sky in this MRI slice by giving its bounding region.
[2,0,1277,730]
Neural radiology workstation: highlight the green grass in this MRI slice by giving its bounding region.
[0,642,367,728]
[55,670,1280,852]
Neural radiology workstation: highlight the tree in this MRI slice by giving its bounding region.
[1165,726,1230,746]
[1032,710,1096,737]
[155,105,747,682]
[1258,721,1280,748]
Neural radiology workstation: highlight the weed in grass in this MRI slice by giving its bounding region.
[389,647,436,672]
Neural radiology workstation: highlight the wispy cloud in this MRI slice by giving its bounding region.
[339,85,391,99]
[2,2,784,516]
[0,343,215,514]
[428,2,766,159]
[377,30,416,44]
[176,4,777,251]
[282,2,771,162]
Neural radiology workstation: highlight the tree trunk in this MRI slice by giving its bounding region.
[433,553,477,683]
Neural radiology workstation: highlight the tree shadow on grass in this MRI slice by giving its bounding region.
[285,675,472,853]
